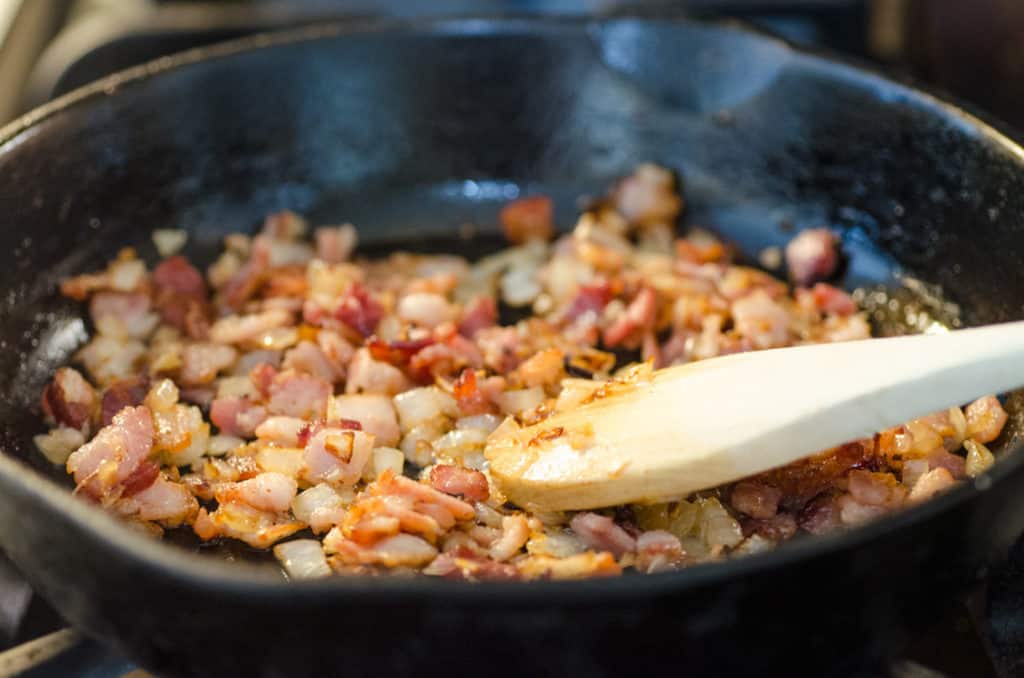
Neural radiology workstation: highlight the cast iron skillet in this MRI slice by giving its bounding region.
[1,15,1024,677]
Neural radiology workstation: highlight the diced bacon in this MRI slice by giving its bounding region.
[261,264,308,298]
[741,513,798,541]
[731,290,791,349]
[314,225,357,263]
[99,376,149,427]
[476,326,523,373]
[964,395,1008,444]
[316,330,354,371]
[90,292,158,339]
[925,449,966,479]
[424,548,520,581]
[219,472,298,513]
[515,348,564,388]
[518,552,622,580]
[908,467,956,504]
[500,196,554,244]
[325,532,438,568]
[119,474,198,526]
[153,255,206,297]
[180,343,238,385]
[397,292,456,329]
[334,282,383,337]
[209,396,268,437]
[193,503,302,549]
[836,494,886,526]
[329,395,400,447]
[282,340,343,384]
[220,234,271,308]
[267,370,330,419]
[635,530,685,573]
[603,287,657,348]
[569,512,636,558]
[730,481,782,519]
[41,367,96,432]
[249,362,278,397]
[847,470,908,508]
[563,283,613,324]
[345,348,411,396]
[452,369,497,416]
[371,469,475,522]
[785,228,839,286]
[810,283,856,316]
[488,515,529,561]
[255,416,307,447]
[407,334,483,383]
[429,464,490,502]
[303,428,375,486]
[209,308,292,345]
[797,493,841,535]
[458,296,497,338]
[366,336,435,367]
[611,164,682,226]
[66,405,153,500]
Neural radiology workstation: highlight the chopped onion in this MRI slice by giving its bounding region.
[494,387,546,416]
[34,427,85,465]
[696,498,742,549]
[527,529,586,558]
[256,446,305,477]
[291,483,350,524]
[432,428,489,463]
[393,386,458,433]
[207,434,244,457]
[216,376,260,400]
[366,447,404,481]
[964,439,996,478]
[456,414,503,434]
[152,229,188,257]
[274,539,331,579]
[399,419,449,467]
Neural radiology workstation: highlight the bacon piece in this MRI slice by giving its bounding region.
[452,368,497,416]
[925,449,966,479]
[488,515,529,561]
[315,225,357,263]
[66,405,153,500]
[220,235,270,308]
[836,494,886,526]
[908,467,956,503]
[90,292,158,339]
[282,340,344,384]
[731,289,790,349]
[334,282,383,337]
[366,336,435,367]
[99,376,149,427]
[346,348,412,396]
[261,264,308,299]
[518,552,622,580]
[326,532,438,568]
[267,370,331,419]
[564,283,613,324]
[500,195,554,244]
[180,343,237,385]
[41,367,96,432]
[218,472,298,513]
[603,287,657,348]
[755,441,873,509]
[407,334,483,383]
[810,283,856,316]
[397,293,456,329]
[634,530,685,573]
[611,164,682,226]
[741,513,798,541]
[424,546,520,581]
[730,481,782,519]
[429,464,490,502]
[797,493,841,535]
[515,348,564,388]
[458,296,497,338]
[209,396,268,437]
[785,228,839,286]
[964,395,1008,444]
[847,470,908,508]
[329,394,400,447]
[569,512,636,558]
[120,474,198,526]
[154,255,205,297]
[303,428,375,486]
[209,308,291,345]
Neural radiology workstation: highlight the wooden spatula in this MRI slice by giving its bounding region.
[486,321,1024,511]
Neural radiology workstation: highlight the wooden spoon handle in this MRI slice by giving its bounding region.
[487,321,1024,511]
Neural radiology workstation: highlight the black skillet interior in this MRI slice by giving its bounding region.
[3,15,1024,677]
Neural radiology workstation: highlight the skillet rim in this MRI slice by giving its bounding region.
[0,14,1021,603]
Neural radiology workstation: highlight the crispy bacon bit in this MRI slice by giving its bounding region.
[424,546,520,581]
[429,464,489,502]
[452,368,494,416]
[785,228,839,286]
[41,367,96,431]
[730,481,782,519]
[925,449,967,479]
[797,493,841,535]
[634,530,685,573]
[66,405,153,500]
[366,336,435,367]
[500,195,554,244]
[964,395,1008,444]
[564,283,613,324]
[334,282,383,337]
[220,235,271,308]
[569,512,636,558]
[210,397,268,438]
[458,296,497,338]
[757,441,873,508]
[99,376,149,427]
[121,461,160,497]
[809,283,856,316]
[603,287,657,348]
[846,470,908,508]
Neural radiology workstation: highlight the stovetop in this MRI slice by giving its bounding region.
[1,2,1023,676]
